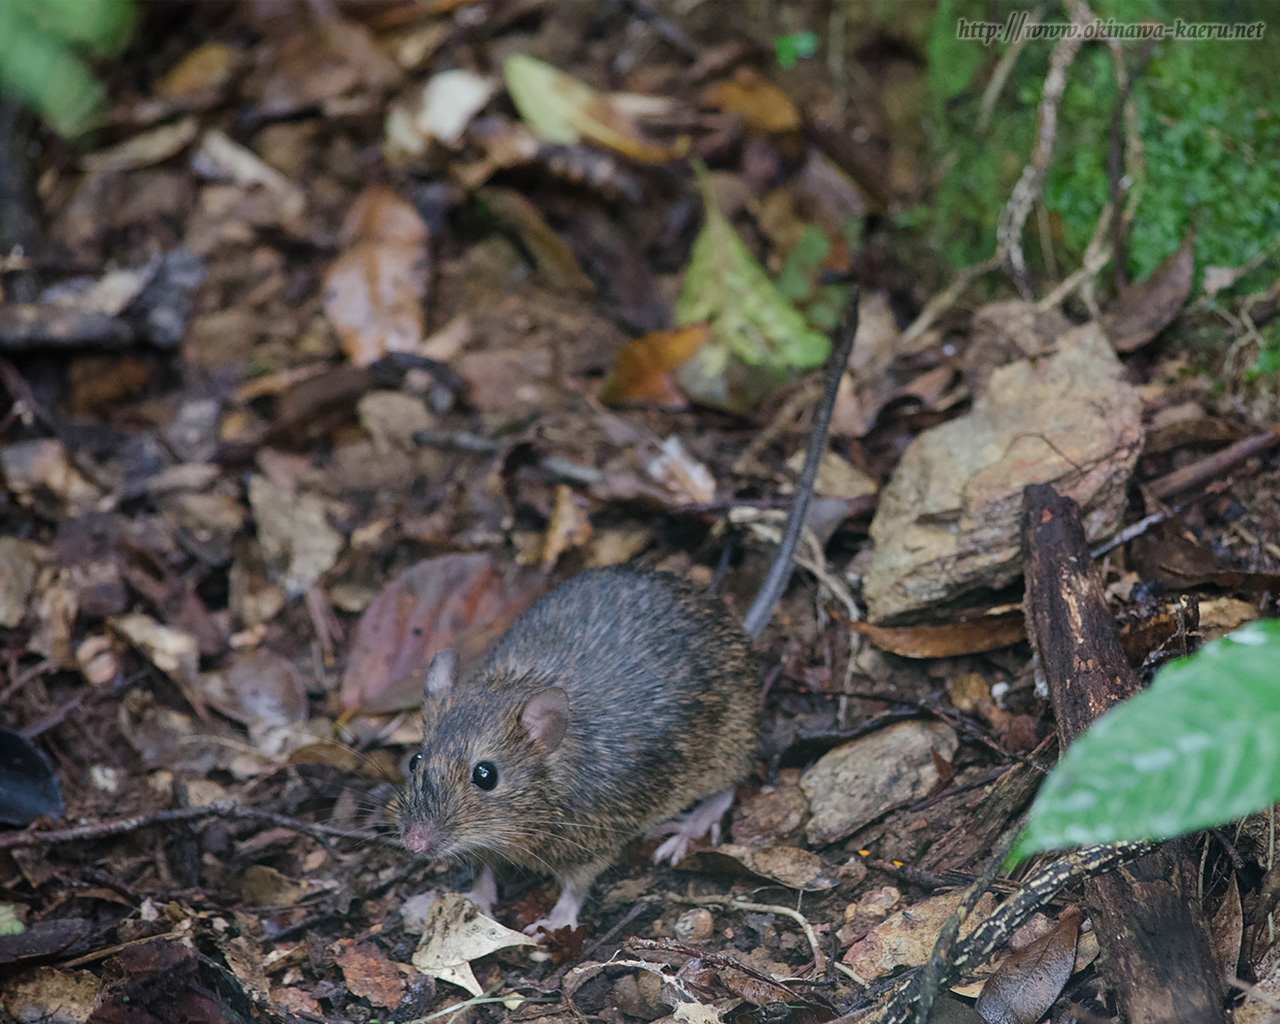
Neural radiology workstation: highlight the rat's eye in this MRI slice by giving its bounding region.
[471,761,499,790]
[408,753,422,773]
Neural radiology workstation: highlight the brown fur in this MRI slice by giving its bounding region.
[394,567,758,880]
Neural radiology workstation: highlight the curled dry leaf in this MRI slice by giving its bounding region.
[411,893,537,997]
[975,907,1080,1024]
[601,324,709,406]
[82,116,200,173]
[340,553,547,713]
[695,843,839,891]
[247,475,344,597]
[1101,232,1194,353]
[542,484,593,569]
[385,68,494,162]
[323,185,429,366]
[503,54,677,163]
[700,68,801,134]
[194,129,306,229]
[336,942,405,1010]
[478,186,593,294]
[844,612,1026,658]
[645,436,716,505]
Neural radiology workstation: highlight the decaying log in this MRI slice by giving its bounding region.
[1020,482,1225,1023]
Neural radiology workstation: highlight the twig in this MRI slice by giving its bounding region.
[897,253,1005,350]
[0,800,361,851]
[995,11,1086,298]
[977,4,1046,132]
[1147,424,1280,500]
[670,893,827,976]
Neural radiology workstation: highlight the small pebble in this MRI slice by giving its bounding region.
[674,908,714,942]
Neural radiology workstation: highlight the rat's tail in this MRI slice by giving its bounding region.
[742,285,860,640]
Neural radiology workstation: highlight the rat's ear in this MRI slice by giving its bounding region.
[422,649,457,699]
[521,687,569,752]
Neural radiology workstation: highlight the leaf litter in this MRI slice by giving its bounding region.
[0,3,1276,1023]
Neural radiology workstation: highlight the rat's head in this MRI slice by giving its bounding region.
[395,649,570,862]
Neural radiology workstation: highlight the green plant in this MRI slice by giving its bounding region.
[0,0,135,137]
[1014,618,1280,861]
[923,0,1280,296]
[774,30,818,69]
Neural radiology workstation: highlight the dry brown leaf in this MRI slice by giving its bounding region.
[542,484,593,569]
[1101,233,1194,353]
[701,68,801,134]
[695,844,838,891]
[323,185,429,366]
[1210,873,1243,983]
[601,324,708,406]
[479,186,593,294]
[845,612,1025,658]
[336,942,405,1010]
[340,553,547,713]
[975,907,1080,1024]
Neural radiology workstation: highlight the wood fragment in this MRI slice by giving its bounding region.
[1020,482,1225,1024]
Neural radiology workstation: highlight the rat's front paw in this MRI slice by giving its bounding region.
[523,883,583,937]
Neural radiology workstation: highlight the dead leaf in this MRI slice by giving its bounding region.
[542,484,593,569]
[695,844,838,891]
[411,893,537,997]
[237,865,307,908]
[340,553,547,713]
[975,907,1080,1024]
[645,436,716,504]
[156,42,238,100]
[602,324,708,406]
[479,186,593,294]
[0,538,44,629]
[701,68,801,133]
[336,942,405,1010]
[247,474,344,597]
[1101,233,1194,353]
[845,612,1025,658]
[198,648,308,735]
[844,890,998,980]
[1210,873,1242,983]
[323,185,430,366]
[0,967,100,1023]
[384,68,494,161]
[194,128,306,229]
[503,54,677,163]
[82,117,199,173]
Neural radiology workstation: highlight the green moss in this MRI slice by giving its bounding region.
[923,0,1280,297]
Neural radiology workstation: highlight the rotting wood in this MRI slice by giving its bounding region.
[1020,482,1226,1024]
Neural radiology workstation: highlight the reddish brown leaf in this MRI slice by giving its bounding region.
[701,68,801,134]
[601,324,708,405]
[336,942,405,1010]
[1102,233,1194,353]
[844,612,1025,658]
[340,553,547,713]
[975,907,1080,1024]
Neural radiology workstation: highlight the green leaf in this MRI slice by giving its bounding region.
[674,163,830,413]
[0,0,135,137]
[1014,618,1280,861]
[774,30,818,70]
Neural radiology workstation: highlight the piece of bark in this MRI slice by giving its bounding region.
[1020,483,1225,1024]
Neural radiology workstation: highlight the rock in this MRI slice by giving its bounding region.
[864,322,1141,623]
[800,720,959,846]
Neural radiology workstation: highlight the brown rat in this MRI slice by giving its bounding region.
[394,290,860,933]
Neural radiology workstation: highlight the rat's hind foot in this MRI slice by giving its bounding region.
[648,788,735,866]
[523,884,583,936]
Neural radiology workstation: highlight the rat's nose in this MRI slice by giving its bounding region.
[402,822,438,855]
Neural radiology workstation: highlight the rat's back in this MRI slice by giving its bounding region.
[475,567,758,818]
